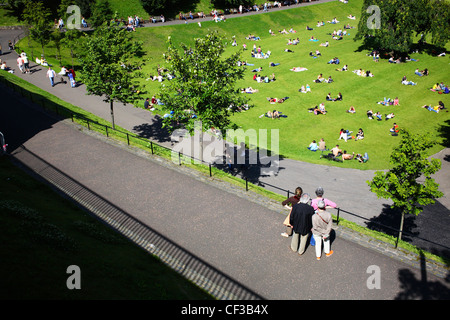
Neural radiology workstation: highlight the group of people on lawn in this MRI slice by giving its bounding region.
[307,137,368,163]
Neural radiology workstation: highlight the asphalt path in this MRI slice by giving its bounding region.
[1,83,449,300]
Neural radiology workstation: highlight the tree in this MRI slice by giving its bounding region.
[77,20,144,129]
[367,130,443,246]
[22,0,53,58]
[355,0,449,56]
[157,31,249,161]
[90,0,113,28]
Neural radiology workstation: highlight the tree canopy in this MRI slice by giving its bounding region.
[355,0,450,56]
[77,20,144,129]
[158,31,249,136]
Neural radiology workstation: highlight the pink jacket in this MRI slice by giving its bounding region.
[311,197,337,210]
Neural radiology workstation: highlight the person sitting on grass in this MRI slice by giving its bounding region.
[314,73,324,83]
[439,86,450,94]
[318,138,327,151]
[347,106,356,113]
[390,123,399,135]
[324,75,334,83]
[326,93,334,101]
[355,128,364,141]
[308,140,319,151]
[338,128,352,142]
[367,109,374,119]
[430,83,441,92]
[332,144,343,157]
[335,92,343,101]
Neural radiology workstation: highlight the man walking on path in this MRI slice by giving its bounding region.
[46,67,56,87]
[289,193,315,255]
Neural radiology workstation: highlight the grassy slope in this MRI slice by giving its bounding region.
[0,157,213,299]
[133,0,450,170]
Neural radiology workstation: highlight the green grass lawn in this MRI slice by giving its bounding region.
[132,0,450,170]
[0,157,213,299]
[13,0,450,170]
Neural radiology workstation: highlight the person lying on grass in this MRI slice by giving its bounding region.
[342,151,354,161]
[308,105,326,115]
[385,112,395,120]
[241,87,258,94]
[267,97,289,103]
[377,97,399,106]
[401,76,417,85]
[422,101,446,113]
[355,153,369,163]
[290,67,308,72]
[327,57,340,64]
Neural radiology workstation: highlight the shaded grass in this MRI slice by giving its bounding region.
[0,157,213,299]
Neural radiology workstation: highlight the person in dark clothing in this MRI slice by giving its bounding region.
[144,98,150,109]
[289,193,315,255]
[281,187,303,238]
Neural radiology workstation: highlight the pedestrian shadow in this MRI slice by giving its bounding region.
[395,251,450,300]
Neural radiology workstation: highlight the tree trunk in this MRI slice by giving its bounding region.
[395,210,405,248]
[110,100,115,130]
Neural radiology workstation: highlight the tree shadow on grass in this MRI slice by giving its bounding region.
[437,119,450,148]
